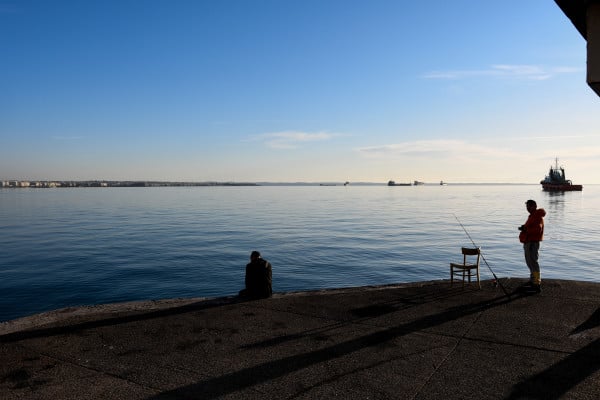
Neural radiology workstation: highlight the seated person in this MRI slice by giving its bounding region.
[239,251,272,299]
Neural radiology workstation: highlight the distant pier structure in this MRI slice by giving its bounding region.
[555,0,600,96]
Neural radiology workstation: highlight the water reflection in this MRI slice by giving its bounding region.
[543,190,566,204]
[542,191,566,223]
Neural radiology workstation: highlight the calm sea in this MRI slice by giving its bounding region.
[1,184,598,322]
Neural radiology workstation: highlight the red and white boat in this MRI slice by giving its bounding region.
[540,158,582,191]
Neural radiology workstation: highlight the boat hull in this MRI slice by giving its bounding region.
[541,183,582,191]
[387,180,411,186]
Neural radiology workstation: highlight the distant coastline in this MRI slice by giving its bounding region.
[1,180,552,188]
[0,180,259,188]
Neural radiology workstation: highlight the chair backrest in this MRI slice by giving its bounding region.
[461,247,480,256]
[461,247,481,265]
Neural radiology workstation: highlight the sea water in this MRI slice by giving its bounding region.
[1,184,598,322]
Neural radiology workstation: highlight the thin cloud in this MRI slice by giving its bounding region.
[356,139,600,177]
[502,134,597,141]
[357,139,515,159]
[422,64,581,81]
[255,131,339,149]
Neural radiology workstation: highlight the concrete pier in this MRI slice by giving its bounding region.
[1,278,599,399]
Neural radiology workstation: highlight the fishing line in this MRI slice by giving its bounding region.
[452,213,510,296]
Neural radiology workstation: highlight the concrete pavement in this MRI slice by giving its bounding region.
[1,278,599,399]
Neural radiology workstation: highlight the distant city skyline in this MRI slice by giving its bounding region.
[1,1,599,184]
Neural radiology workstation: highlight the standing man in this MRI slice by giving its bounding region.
[239,251,272,299]
[519,200,546,293]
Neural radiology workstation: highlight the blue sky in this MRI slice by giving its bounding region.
[1,0,598,183]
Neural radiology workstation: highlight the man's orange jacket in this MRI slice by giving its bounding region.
[519,208,546,243]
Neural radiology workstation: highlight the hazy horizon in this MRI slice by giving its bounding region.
[2,179,591,186]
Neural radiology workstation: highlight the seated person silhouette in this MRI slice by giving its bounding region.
[239,251,272,299]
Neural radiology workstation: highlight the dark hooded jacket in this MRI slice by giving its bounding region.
[519,208,546,243]
[244,258,272,298]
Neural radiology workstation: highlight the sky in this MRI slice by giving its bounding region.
[1,0,599,184]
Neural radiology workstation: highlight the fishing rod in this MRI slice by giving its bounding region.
[453,213,510,296]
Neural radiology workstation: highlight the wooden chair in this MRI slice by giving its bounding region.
[450,247,481,289]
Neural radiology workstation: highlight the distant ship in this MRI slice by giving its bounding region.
[413,180,425,186]
[440,180,447,185]
[388,180,411,186]
[540,158,582,191]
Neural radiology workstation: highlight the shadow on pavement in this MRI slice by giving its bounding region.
[0,297,243,343]
[506,306,600,399]
[506,338,599,400]
[241,285,473,351]
[147,287,523,399]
